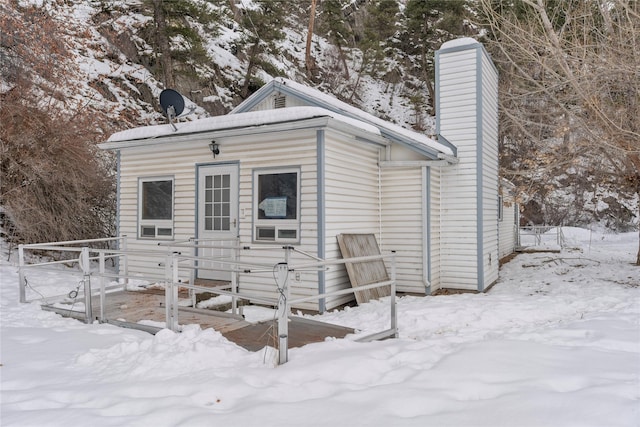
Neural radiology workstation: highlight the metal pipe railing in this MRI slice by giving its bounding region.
[18,237,126,304]
[518,225,566,248]
[19,236,126,248]
[162,249,397,364]
[19,237,398,366]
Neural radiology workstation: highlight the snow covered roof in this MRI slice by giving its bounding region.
[440,37,479,50]
[232,78,455,159]
[101,106,381,148]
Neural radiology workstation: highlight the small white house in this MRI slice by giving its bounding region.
[100,38,508,311]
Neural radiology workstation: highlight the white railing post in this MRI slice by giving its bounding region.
[80,247,93,324]
[164,255,179,332]
[121,236,128,288]
[390,251,398,338]
[165,255,173,331]
[231,238,239,315]
[18,244,26,303]
[172,254,179,330]
[189,237,196,308]
[99,250,106,322]
[275,262,290,365]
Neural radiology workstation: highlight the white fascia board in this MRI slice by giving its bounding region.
[379,160,451,168]
[99,115,387,150]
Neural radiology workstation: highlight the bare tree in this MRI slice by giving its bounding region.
[1,94,116,245]
[478,0,640,264]
[236,0,285,99]
[152,0,174,88]
[0,2,116,246]
[305,0,318,78]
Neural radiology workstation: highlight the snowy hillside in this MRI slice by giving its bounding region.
[1,0,435,133]
[1,228,638,426]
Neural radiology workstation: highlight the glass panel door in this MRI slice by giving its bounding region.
[197,164,238,281]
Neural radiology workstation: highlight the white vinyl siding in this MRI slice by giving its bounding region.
[117,130,319,303]
[429,167,442,291]
[436,42,499,291]
[499,197,517,259]
[438,47,480,290]
[481,51,500,287]
[323,130,382,308]
[118,141,207,280]
[380,167,425,294]
[230,130,319,310]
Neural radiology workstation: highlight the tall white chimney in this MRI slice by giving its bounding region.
[435,38,499,291]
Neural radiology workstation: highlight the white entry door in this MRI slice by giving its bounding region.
[197,164,239,281]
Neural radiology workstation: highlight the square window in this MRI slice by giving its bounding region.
[253,168,300,242]
[257,172,297,220]
[139,177,174,239]
[141,180,172,220]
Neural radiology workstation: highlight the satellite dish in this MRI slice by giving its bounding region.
[159,89,185,131]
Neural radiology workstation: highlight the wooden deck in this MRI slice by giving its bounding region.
[43,288,354,351]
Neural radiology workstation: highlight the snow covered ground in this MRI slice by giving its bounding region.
[1,227,638,426]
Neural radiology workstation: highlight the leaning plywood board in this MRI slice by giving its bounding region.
[336,234,391,304]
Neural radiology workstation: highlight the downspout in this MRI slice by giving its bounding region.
[115,150,122,273]
[378,150,383,246]
[475,46,485,292]
[316,129,326,313]
[422,166,432,294]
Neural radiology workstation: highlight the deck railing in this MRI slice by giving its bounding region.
[165,245,398,364]
[18,237,128,305]
[158,237,241,312]
[517,225,566,248]
[17,238,397,365]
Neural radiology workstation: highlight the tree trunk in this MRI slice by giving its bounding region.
[637,194,640,265]
[337,42,350,79]
[152,0,174,88]
[305,0,317,78]
[228,0,242,22]
[241,43,259,99]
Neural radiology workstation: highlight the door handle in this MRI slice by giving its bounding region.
[233,219,237,228]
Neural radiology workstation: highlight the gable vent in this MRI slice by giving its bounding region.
[274,95,286,109]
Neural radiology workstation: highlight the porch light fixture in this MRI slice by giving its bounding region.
[209,141,220,158]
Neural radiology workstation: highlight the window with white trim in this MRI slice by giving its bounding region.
[138,177,174,239]
[253,168,300,242]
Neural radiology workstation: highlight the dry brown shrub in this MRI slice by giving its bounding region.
[1,1,117,246]
[0,93,116,245]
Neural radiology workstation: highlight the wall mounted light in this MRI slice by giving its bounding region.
[209,141,220,158]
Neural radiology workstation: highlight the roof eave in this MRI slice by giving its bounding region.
[98,115,387,150]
